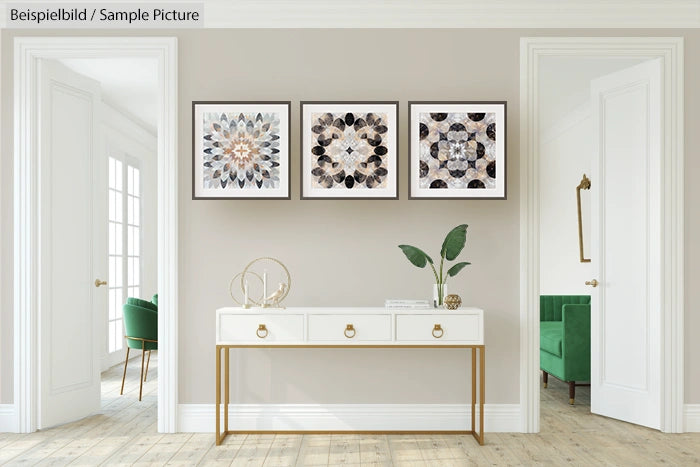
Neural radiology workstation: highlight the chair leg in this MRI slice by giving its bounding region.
[542,370,548,388]
[120,347,130,395]
[144,350,151,382]
[569,381,575,405]
[139,342,146,401]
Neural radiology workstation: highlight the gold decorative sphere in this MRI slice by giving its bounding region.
[444,294,462,310]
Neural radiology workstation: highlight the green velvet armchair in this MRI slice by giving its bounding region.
[121,300,158,401]
[540,295,591,404]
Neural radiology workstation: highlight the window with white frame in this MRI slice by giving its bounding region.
[108,156,142,353]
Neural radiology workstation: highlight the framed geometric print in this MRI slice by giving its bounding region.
[301,101,399,199]
[192,101,291,199]
[408,101,506,199]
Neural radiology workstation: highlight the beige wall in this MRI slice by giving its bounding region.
[1,29,699,408]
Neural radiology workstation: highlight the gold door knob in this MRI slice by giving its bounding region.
[432,324,444,338]
[256,324,268,338]
[344,324,356,338]
[94,279,107,287]
[585,279,599,287]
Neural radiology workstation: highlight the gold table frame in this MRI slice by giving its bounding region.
[215,344,485,446]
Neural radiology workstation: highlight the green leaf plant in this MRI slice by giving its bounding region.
[398,224,471,305]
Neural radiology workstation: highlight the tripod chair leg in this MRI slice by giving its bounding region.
[144,350,151,382]
[139,341,146,401]
[120,347,130,395]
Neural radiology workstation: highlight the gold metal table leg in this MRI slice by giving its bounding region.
[471,347,476,434]
[479,346,485,445]
[214,344,485,446]
[216,345,221,445]
[225,347,230,434]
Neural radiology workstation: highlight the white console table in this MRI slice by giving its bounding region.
[215,307,485,445]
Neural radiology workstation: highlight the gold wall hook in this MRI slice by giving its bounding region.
[576,174,592,263]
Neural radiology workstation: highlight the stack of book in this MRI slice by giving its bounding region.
[385,299,431,309]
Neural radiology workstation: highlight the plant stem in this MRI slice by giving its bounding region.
[429,262,439,285]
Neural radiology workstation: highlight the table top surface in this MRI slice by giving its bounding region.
[216,306,484,315]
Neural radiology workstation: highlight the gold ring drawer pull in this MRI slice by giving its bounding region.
[344,324,356,339]
[256,324,268,339]
[432,324,444,339]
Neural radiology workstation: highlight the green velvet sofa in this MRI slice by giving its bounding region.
[540,295,591,404]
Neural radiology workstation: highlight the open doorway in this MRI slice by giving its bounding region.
[35,57,158,427]
[520,37,685,434]
[538,55,653,424]
[60,57,160,413]
[13,37,178,434]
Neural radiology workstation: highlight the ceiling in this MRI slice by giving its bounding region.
[58,58,158,132]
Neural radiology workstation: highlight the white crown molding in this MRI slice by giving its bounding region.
[1,1,699,28]
[203,0,700,28]
[178,403,521,433]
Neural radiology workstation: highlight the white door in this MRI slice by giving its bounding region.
[589,59,662,429]
[38,60,105,428]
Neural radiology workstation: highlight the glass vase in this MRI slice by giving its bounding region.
[433,283,448,308]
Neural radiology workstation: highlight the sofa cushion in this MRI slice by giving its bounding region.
[540,295,591,321]
[540,321,563,358]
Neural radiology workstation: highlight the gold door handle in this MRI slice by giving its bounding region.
[94,279,107,287]
[577,174,592,263]
[585,279,599,287]
[432,324,444,339]
[256,324,268,339]
[344,324,356,339]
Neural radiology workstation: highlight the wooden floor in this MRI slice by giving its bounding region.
[1,358,698,465]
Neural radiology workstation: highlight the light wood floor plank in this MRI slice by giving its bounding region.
[358,435,391,464]
[229,435,274,467]
[328,434,361,465]
[294,435,330,466]
[166,433,213,465]
[387,436,426,466]
[2,360,699,466]
[262,434,302,466]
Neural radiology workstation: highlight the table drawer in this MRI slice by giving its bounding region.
[396,314,482,343]
[308,314,391,342]
[218,314,304,343]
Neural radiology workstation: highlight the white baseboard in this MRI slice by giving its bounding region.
[0,404,17,432]
[178,403,520,433]
[685,404,700,432]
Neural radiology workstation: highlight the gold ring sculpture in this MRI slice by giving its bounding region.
[231,257,291,308]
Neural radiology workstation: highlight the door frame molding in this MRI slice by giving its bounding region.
[13,36,178,433]
[519,37,684,433]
